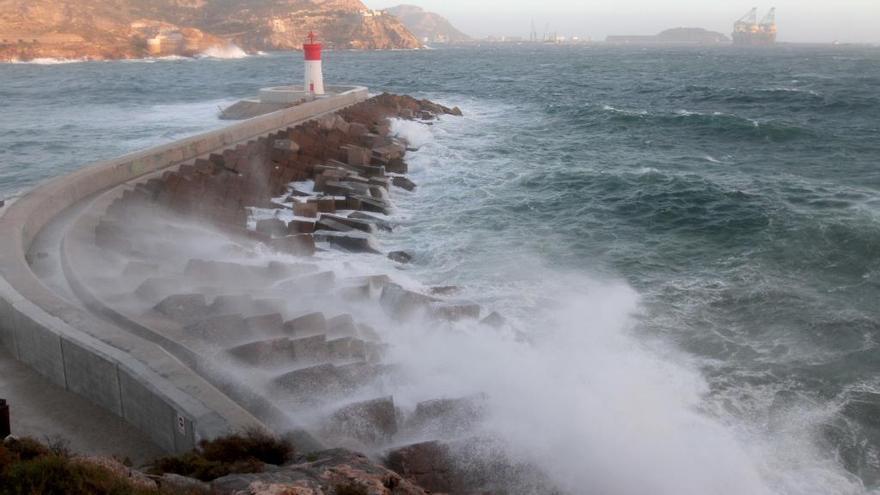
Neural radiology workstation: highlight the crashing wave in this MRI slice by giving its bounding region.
[199,44,249,59]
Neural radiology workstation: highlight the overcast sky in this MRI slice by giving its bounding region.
[366,1,880,43]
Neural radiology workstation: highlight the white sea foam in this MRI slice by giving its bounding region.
[375,101,873,494]
[200,44,249,59]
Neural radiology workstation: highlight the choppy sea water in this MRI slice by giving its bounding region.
[2,45,880,494]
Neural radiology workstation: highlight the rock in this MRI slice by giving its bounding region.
[245,313,285,336]
[315,217,356,233]
[256,218,288,238]
[385,441,459,494]
[481,311,507,328]
[433,304,481,322]
[349,122,369,136]
[283,312,327,337]
[289,219,316,234]
[156,473,211,494]
[186,314,249,345]
[451,106,463,116]
[228,338,296,367]
[323,181,355,197]
[380,284,437,320]
[315,197,336,214]
[349,212,393,232]
[326,396,398,445]
[429,286,459,296]
[345,145,372,167]
[387,251,412,264]
[154,294,209,322]
[210,294,255,315]
[211,449,427,495]
[320,214,375,234]
[391,176,416,191]
[351,196,390,215]
[314,231,381,254]
[268,235,316,256]
[293,202,318,218]
[273,139,300,153]
[408,395,487,436]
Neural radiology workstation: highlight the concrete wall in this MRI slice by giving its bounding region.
[0,87,369,453]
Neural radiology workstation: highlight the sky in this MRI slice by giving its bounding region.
[366,0,880,43]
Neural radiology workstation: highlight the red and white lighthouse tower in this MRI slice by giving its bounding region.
[303,32,325,96]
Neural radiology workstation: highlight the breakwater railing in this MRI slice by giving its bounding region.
[0,86,369,453]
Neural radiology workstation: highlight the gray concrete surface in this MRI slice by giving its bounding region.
[0,347,164,465]
[0,86,370,454]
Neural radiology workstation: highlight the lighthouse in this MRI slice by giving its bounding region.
[303,32,325,96]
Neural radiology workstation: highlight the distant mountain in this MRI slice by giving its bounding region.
[607,27,729,45]
[0,0,422,62]
[385,5,470,43]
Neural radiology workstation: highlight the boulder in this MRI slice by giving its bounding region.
[314,231,381,254]
[228,338,295,367]
[349,212,394,232]
[154,294,210,323]
[289,219,316,234]
[255,218,288,238]
[245,313,285,336]
[433,304,481,322]
[315,217,356,233]
[293,202,318,218]
[391,176,417,192]
[320,214,375,233]
[351,196,390,215]
[283,312,327,337]
[345,145,372,167]
[326,396,398,445]
[211,449,427,495]
[268,235,316,257]
[156,473,210,494]
[481,311,507,328]
[385,441,459,494]
[315,197,336,214]
[387,251,413,264]
[380,284,437,320]
[185,315,249,345]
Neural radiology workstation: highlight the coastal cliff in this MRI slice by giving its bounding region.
[0,0,422,62]
[384,5,470,43]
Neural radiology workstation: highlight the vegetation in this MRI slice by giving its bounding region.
[0,437,159,495]
[148,428,294,482]
[0,429,293,494]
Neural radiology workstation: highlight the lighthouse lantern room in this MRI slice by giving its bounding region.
[303,32,325,96]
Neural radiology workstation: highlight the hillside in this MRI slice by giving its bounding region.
[0,0,422,62]
[385,4,470,43]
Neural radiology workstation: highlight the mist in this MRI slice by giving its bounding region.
[366,0,880,43]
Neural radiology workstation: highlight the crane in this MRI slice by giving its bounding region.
[760,7,777,34]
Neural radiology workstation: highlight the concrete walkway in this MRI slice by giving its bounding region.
[0,348,164,465]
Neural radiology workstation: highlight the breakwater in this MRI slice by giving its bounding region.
[0,87,369,453]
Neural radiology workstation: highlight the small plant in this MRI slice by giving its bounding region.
[148,428,293,482]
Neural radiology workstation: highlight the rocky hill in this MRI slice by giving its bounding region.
[0,0,422,62]
[385,4,470,43]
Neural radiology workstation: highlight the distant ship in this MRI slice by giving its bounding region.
[733,7,777,46]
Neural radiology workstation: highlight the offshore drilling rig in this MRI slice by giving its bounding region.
[733,7,777,45]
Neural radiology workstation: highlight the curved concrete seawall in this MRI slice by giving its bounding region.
[0,86,369,453]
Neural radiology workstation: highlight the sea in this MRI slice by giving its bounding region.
[2,44,880,494]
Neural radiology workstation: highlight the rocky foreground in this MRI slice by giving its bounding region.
[0,0,421,62]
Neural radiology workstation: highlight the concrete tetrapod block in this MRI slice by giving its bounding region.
[313,231,381,254]
[326,396,397,446]
[283,312,327,338]
[268,235,316,257]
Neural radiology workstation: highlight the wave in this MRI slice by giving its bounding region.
[599,105,813,142]
[8,57,90,65]
[199,44,249,59]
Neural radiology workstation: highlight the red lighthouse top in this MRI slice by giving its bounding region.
[304,32,322,61]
